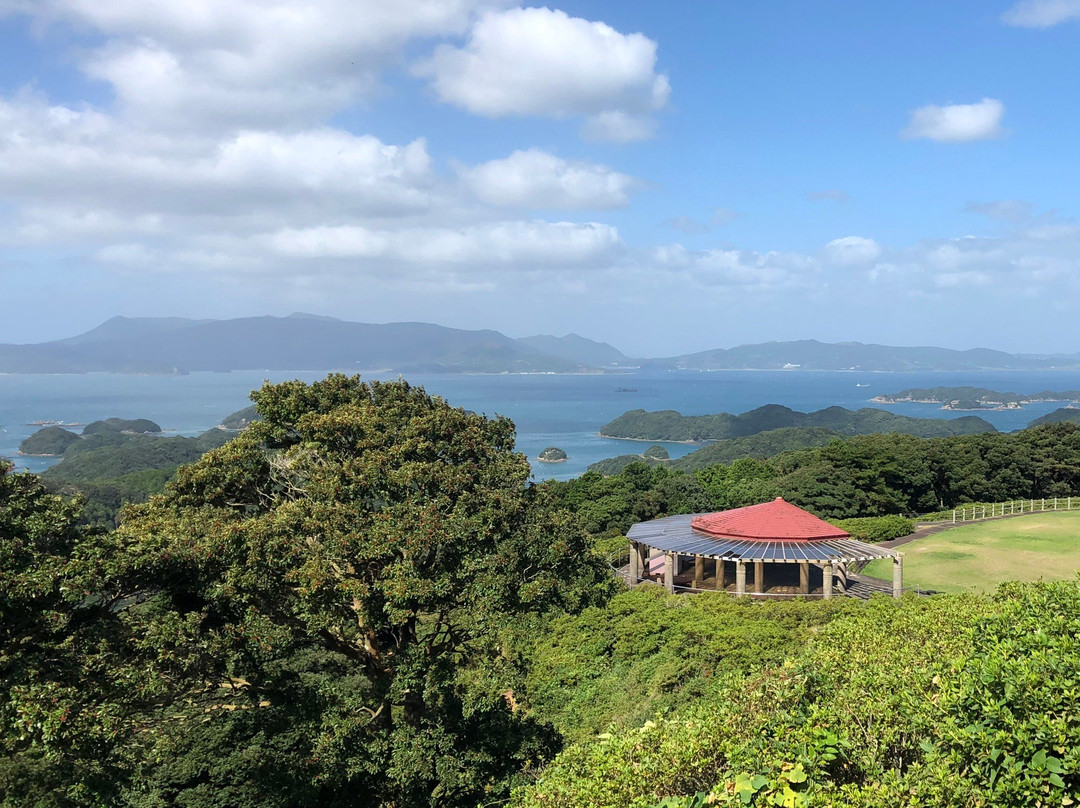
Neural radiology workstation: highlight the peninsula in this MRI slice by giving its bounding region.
[599,404,996,442]
[872,387,1080,409]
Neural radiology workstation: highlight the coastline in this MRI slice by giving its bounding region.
[597,434,709,445]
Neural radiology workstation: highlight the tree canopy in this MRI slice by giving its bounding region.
[1,375,612,807]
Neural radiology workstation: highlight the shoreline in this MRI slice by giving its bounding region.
[597,434,710,445]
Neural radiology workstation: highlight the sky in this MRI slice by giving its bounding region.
[0,0,1078,356]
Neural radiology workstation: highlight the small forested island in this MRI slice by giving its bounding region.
[537,446,569,463]
[599,404,995,442]
[18,426,81,456]
[25,411,244,526]
[872,386,1080,408]
[588,445,670,476]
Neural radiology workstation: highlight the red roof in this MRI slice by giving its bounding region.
[691,498,850,542]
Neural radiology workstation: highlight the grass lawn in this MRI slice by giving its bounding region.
[862,511,1080,594]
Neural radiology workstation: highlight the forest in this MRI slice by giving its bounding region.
[2,375,1079,807]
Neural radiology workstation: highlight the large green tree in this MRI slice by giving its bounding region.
[92,374,611,807]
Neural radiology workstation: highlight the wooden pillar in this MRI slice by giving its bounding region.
[639,545,650,580]
[892,554,904,599]
[715,560,725,591]
[664,552,675,593]
[693,556,704,589]
[822,562,834,599]
[798,561,809,595]
[735,561,747,597]
[629,542,641,584]
[753,560,765,594]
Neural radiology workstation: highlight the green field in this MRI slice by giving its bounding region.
[863,511,1080,593]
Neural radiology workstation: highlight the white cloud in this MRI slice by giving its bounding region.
[901,98,1005,142]
[0,97,438,217]
[460,149,636,209]
[260,220,623,267]
[1002,0,1080,27]
[824,236,882,267]
[649,244,817,289]
[416,6,669,141]
[3,0,503,131]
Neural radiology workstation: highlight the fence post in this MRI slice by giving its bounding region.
[952,509,956,523]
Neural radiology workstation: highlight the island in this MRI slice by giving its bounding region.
[599,404,996,442]
[18,426,81,456]
[1028,407,1080,427]
[872,387,1080,409]
[536,447,569,463]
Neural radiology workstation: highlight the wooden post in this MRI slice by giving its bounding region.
[822,562,833,599]
[798,561,809,595]
[892,554,904,599]
[952,509,956,523]
[693,556,704,589]
[629,541,641,584]
[753,560,765,595]
[735,561,747,597]
[664,553,675,593]
[639,545,650,580]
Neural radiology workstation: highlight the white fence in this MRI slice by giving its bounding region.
[947,497,1079,524]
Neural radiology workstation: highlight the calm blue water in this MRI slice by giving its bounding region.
[3,369,1080,480]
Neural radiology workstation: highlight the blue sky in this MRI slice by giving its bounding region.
[0,0,1078,355]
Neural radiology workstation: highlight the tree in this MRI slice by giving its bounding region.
[99,375,612,807]
[0,462,130,807]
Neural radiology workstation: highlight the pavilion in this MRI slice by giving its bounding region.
[626,498,903,598]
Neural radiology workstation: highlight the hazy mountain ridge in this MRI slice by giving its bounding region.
[2,317,1079,374]
[0,316,607,374]
[643,339,1080,372]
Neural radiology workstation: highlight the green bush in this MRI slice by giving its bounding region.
[833,515,914,543]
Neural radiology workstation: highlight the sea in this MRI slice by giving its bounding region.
[4,369,1080,481]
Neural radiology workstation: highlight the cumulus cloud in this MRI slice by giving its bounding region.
[1002,0,1080,27]
[2,0,503,131]
[901,98,1005,142]
[416,6,669,141]
[0,97,438,217]
[824,236,882,267]
[649,244,817,290]
[260,220,624,267]
[459,149,636,209]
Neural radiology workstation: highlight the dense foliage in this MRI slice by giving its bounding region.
[0,376,613,808]
[551,423,1080,527]
[512,582,1080,807]
[42,428,232,526]
[599,405,994,442]
[832,514,914,543]
[669,427,841,471]
[1029,407,1080,427]
[538,447,569,462]
[519,587,851,744]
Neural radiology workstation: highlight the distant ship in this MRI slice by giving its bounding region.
[615,387,638,393]
[855,383,870,388]
[24,420,84,427]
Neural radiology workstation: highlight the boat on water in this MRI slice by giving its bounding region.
[24,420,84,427]
[615,387,638,393]
[855,383,870,388]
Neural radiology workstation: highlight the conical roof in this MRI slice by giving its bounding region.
[690,498,850,542]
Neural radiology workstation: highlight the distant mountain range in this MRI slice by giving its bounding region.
[641,339,1080,372]
[0,314,633,374]
[1,316,1078,374]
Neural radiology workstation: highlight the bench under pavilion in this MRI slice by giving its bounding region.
[626,498,903,598]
